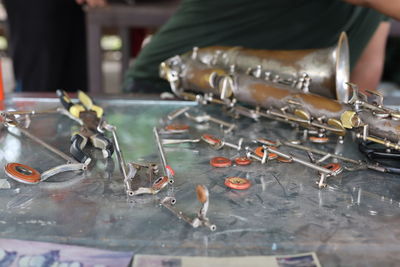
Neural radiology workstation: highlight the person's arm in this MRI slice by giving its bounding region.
[343,0,400,20]
[350,21,391,92]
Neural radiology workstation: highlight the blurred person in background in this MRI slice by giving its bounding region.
[125,0,400,95]
[3,0,105,92]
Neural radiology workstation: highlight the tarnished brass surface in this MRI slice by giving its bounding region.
[182,59,227,96]
[188,32,350,102]
[161,45,400,148]
[232,74,348,119]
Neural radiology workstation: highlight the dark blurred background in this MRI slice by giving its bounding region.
[0,1,398,95]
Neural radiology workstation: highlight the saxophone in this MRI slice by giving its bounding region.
[160,51,400,151]
[175,32,350,102]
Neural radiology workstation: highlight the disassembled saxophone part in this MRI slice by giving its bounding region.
[184,112,236,133]
[245,146,267,164]
[125,163,139,195]
[322,163,343,176]
[1,108,83,126]
[258,138,362,166]
[5,163,41,184]
[161,124,190,134]
[224,177,251,190]
[201,134,243,150]
[306,151,317,163]
[254,146,278,160]
[230,105,260,121]
[160,185,216,231]
[256,138,278,147]
[1,108,88,185]
[153,127,175,183]
[167,107,191,121]
[162,138,201,145]
[123,162,167,196]
[278,138,395,175]
[5,162,86,184]
[263,146,336,176]
[210,157,232,168]
[234,157,252,166]
[223,137,243,151]
[201,134,224,149]
[340,111,361,129]
[317,173,328,188]
[100,121,130,184]
[344,162,389,173]
[41,163,87,181]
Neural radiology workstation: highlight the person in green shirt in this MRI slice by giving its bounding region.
[124,0,392,94]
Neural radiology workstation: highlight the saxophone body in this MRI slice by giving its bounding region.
[160,45,400,150]
[182,32,350,102]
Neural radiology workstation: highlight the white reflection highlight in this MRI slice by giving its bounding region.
[3,135,22,162]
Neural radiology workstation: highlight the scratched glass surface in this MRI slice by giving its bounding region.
[1,97,400,267]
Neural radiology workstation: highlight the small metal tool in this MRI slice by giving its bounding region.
[99,120,137,195]
[57,90,114,164]
[264,146,335,176]
[167,107,191,121]
[154,127,175,183]
[1,109,87,184]
[162,138,201,145]
[184,112,236,133]
[257,138,362,165]
[201,134,242,150]
[160,185,216,231]
[222,138,243,151]
[248,143,336,187]
[258,137,395,179]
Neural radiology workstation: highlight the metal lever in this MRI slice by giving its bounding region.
[201,134,243,151]
[160,185,216,231]
[41,163,87,182]
[100,120,139,195]
[101,122,127,175]
[222,138,243,150]
[13,125,79,164]
[265,146,335,176]
[184,112,236,133]
[154,127,175,183]
[162,138,201,145]
[167,107,191,121]
[245,146,267,164]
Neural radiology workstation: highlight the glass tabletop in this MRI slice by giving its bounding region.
[1,96,400,267]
